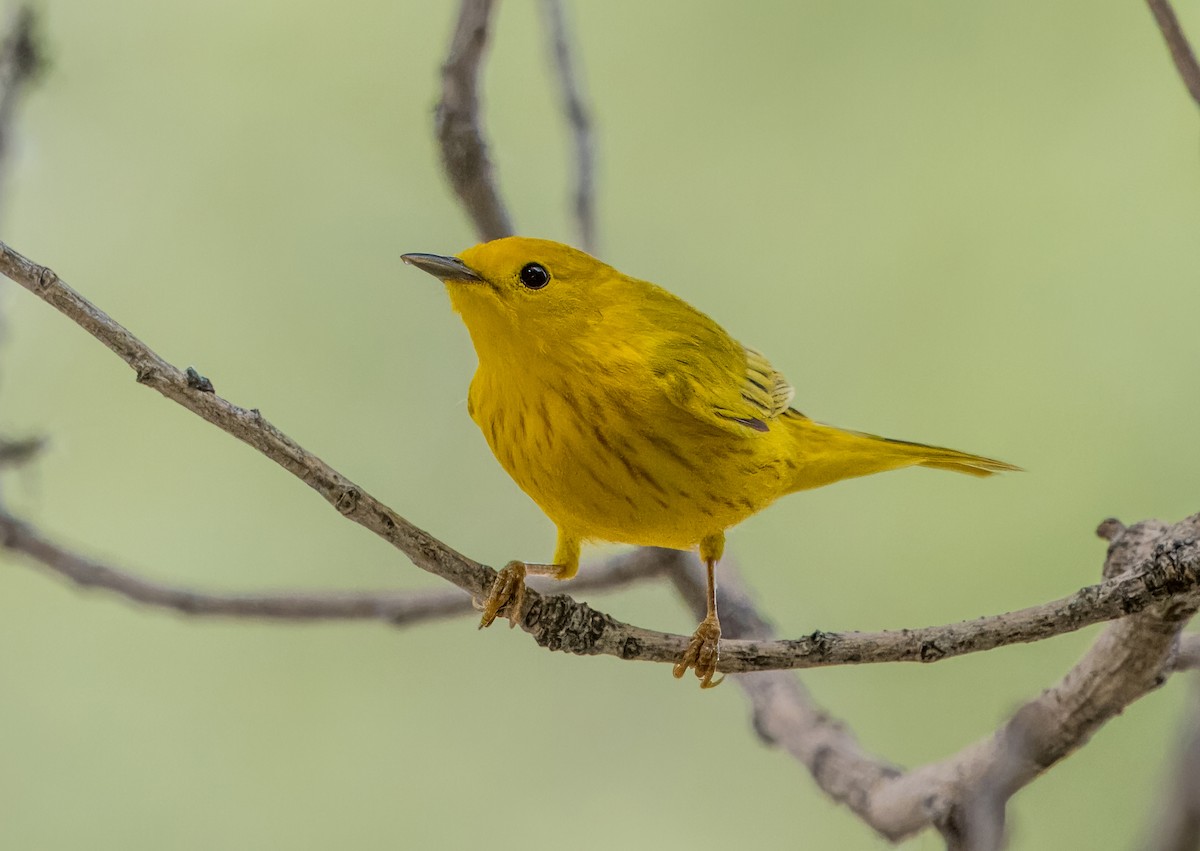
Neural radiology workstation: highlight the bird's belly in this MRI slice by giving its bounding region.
[470,376,789,549]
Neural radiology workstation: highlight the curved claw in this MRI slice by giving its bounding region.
[477,561,527,629]
[673,615,723,688]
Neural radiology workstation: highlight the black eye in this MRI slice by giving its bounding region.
[519,262,550,290]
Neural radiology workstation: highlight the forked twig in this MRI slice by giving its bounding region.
[670,518,1200,844]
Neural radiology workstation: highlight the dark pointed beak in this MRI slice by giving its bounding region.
[401,253,483,283]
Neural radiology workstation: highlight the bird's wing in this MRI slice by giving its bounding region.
[653,335,795,435]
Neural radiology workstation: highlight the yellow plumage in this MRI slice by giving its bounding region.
[403,237,1016,687]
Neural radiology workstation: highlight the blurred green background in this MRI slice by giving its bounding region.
[1,1,1198,847]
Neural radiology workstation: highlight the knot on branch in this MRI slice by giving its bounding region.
[133,362,158,384]
[184,367,214,393]
[34,264,57,290]
[335,487,361,515]
[620,635,643,660]
[1064,584,1102,626]
[1103,517,1170,579]
[920,640,947,662]
[1141,532,1200,621]
[1096,517,1125,543]
[525,593,611,655]
[807,629,833,655]
[1145,537,1200,595]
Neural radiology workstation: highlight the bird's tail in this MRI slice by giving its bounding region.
[780,411,1019,494]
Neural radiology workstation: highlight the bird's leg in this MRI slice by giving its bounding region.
[476,561,569,629]
[478,533,579,629]
[673,556,724,688]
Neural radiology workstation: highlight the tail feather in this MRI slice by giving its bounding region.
[781,411,1019,493]
[875,435,1020,477]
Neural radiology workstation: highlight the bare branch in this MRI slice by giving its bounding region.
[436,0,514,242]
[540,0,597,252]
[672,517,1200,844]
[1147,0,1200,109]
[0,510,669,625]
[686,534,1200,673]
[1,507,466,622]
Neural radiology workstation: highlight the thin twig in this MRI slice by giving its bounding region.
[0,510,670,624]
[1147,0,1200,108]
[672,517,1200,844]
[667,532,1200,673]
[540,0,596,252]
[436,0,514,242]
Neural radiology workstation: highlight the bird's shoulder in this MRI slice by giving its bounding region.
[629,281,796,434]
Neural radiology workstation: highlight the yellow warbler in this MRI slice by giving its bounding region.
[403,237,1016,687]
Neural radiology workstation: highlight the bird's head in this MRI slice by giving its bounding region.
[403,237,622,357]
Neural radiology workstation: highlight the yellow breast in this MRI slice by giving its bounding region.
[468,363,791,549]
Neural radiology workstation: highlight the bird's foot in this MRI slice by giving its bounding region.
[673,615,724,689]
[477,560,527,629]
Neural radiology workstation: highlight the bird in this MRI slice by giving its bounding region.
[402,237,1017,687]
